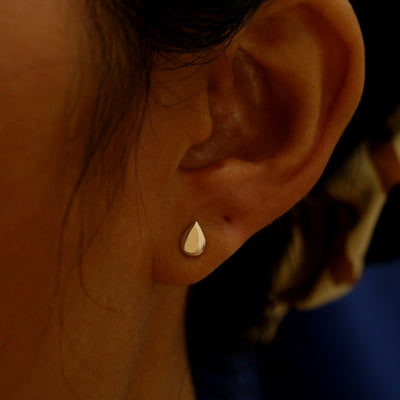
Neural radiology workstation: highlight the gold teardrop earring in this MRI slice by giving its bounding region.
[181,221,206,257]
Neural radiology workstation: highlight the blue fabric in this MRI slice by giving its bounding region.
[193,345,271,400]
[270,257,400,400]
[194,257,400,400]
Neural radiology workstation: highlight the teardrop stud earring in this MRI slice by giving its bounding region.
[181,221,206,257]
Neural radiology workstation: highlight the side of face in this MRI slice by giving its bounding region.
[0,1,154,394]
[0,0,82,321]
[0,0,365,396]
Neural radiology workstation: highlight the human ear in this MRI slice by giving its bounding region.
[153,0,365,285]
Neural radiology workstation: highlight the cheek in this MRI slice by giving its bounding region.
[0,0,87,340]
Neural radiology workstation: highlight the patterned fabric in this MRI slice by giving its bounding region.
[257,105,400,341]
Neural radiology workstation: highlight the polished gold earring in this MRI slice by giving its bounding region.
[181,221,206,257]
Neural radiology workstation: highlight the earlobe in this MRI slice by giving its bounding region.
[154,0,364,286]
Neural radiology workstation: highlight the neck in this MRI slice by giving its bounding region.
[128,284,195,400]
[2,264,195,399]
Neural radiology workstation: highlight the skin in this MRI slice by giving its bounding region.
[0,0,364,399]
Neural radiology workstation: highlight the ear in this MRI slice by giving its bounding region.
[153,0,365,285]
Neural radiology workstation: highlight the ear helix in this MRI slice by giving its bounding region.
[181,221,206,257]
